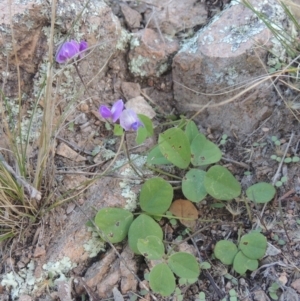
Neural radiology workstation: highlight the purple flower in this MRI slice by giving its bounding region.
[55,40,88,63]
[79,41,88,52]
[99,99,124,123]
[120,109,144,131]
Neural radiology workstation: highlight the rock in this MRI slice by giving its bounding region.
[172,0,285,137]
[56,142,86,162]
[120,246,138,294]
[128,28,179,77]
[0,1,48,97]
[56,280,72,301]
[125,96,156,119]
[144,0,207,36]
[33,246,46,258]
[120,3,142,30]
[253,289,271,301]
[45,166,144,264]
[113,287,124,301]
[291,278,300,293]
[84,249,117,287]
[121,82,141,100]
[63,174,88,191]
[19,296,33,301]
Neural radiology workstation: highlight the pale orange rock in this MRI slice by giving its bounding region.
[291,278,300,293]
[56,143,86,162]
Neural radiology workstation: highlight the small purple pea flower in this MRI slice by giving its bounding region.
[55,40,88,64]
[120,109,144,131]
[99,99,124,123]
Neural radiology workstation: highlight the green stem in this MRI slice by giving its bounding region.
[145,164,182,180]
[123,133,144,179]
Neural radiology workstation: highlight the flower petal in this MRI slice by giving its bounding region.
[131,120,144,131]
[99,105,112,119]
[55,40,80,63]
[111,99,124,122]
[120,109,143,131]
[79,41,88,52]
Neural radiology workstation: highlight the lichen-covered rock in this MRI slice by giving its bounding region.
[0,0,123,101]
[0,0,47,97]
[143,0,207,37]
[172,0,285,137]
[128,28,179,77]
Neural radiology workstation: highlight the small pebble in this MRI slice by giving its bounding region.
[80,103,89,113]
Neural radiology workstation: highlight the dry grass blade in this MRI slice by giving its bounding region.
[33,0,57,190]
[0,162,36,242]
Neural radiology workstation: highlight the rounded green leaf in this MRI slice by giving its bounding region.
[214,240,238,265]
[185,120,200,144]
[136,114,153,145]
[158,128,191,169]
[204,165,241,200]
[149,263,176,296]
[233,251,258,274]
[140,177,173,215]
[168,252,200,279]
[191,134,222,166]
[128,214,163,254]
[246,182,276,203]
[182,169,207,202]
[137,235,164,260]
[147,145,171,165]
[239,232,267,259]
[94,208,133,243]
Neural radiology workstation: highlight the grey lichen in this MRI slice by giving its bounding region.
[1,257,76,300]
[113,154,152,211]
[83,227,106,258]
[129,55,150,77]
[179,0,287,54]
[116,28,131,51]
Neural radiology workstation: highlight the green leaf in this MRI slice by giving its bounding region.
[239,232,267,259]
[204,165,241,200]
[136,127,148,145]
[138,114,153,136]
[182,169,207,203]
[185,120,199,144]
[128,214,163,254]
[200,262,211,269]
[198,292,206,301]
[269,292,279,300]
[136,114,154,145]
[158,128,191,169]
[149,263,176,296]
[94,208,133,243]
[140,177,173,215]
[246,182,276,203]
[137,235,164,260]
[147,145,171,165]
[168,252,200,279]
[191,134,222,166]
[114,124,123,136]
[214,240,238,265]
[233,251,258,274]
